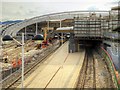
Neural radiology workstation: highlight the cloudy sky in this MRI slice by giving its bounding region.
[1,0,119,21]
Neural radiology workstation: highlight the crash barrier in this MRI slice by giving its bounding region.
[98,47,120,89]
[0,41,60,88]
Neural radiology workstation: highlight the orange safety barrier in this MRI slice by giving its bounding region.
[17,59,22,66]
[12,60,17,68]
[42,44,46,48]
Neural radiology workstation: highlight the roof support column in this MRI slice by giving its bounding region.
[36,23,38,35]
[25,27,27,39]
[60,20,62,28]
[59,15,63,44]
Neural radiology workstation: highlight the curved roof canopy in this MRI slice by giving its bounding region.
[2,10,109,37]
[111,6,120,10]
[56,27,73,33]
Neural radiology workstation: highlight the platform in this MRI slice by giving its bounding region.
[18,42,85,88]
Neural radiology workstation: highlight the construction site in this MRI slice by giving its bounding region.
[0,1,120,89]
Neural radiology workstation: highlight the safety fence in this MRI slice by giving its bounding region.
[0,41,60,88]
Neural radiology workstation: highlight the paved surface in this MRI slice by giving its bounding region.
[18,42,85,88]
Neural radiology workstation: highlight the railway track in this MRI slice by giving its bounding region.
[76,47,115,89]
[2,42,60,89]
[7,50,54,89]
[76,48,96,89]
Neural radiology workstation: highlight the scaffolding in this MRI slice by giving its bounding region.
[104,5,120,42]
[73,14,106,40]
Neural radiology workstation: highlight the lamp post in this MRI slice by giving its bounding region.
[2,33,44,89]
[21,33,24,88]
[36,23,38,35]
[2,33,24,88]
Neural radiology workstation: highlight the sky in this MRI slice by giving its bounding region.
[0,0,119,21]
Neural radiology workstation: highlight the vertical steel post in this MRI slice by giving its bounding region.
[36,23,38,35]
[47,20,49,39]
[21,33,24,89]
[62,33,63,44]
[60,20,61,28]
[60,19,63,44]
[25,27,27,40]
[48,20,49,29]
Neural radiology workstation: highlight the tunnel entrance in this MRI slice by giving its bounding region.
[68,38,103,53]
[79,40,102,48]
